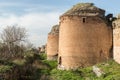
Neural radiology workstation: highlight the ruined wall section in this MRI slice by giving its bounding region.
[47,25,59,60]
[113,18,120,64]
[62,3,105,18]
[59,16,112,70]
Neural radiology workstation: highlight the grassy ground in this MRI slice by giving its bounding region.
[0,53,120,80]
[36,54,120,80]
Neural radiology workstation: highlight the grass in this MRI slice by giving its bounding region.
[32,54,120,80]
[0,65,13,73]
[40,59,120,80]
[0,52,120,80]
[42,60,57,69]
[96,60,120,80]
[50,69,83,80]
[0,59,15,73]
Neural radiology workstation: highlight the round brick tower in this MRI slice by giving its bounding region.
[47,25,59,60]
[58,3,112,70]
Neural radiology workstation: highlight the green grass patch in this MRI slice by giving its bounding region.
[39,53,47,60]
[48,60,120,80]
[50,69,83,80]
[96,60,120,80]
[0,52,120,80]
[42,60,57,69]
[0,65,13,73]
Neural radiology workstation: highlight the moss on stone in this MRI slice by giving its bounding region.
[62,3,105,16]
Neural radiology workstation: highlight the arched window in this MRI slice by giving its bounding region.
[82,17,86,23]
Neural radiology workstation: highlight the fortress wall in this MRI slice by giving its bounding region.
[113,19,120,64]
[58,16,112,69]
[47,33,59,60]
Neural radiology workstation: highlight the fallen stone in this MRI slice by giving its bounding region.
[92,66,105,77]
[57,64,65,70]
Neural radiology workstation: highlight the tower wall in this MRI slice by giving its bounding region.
[113,19,120,64]
[47,25,59,60]
[58,16,112,70]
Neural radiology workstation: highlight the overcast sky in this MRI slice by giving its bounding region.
[0,0,119,47]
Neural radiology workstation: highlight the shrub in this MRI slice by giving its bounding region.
[42,60,57,69]
[0,65,13,73]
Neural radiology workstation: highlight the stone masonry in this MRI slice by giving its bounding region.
[113,16,120,64]
[46,3,120,70]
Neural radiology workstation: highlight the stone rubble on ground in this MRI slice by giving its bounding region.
[92,66,105,77]
[57,65,65,70]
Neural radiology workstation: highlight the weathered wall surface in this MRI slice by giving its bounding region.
[47,34,59,60]
[58,16,112,70]
[47,25,59,60]
[113,19,120,64]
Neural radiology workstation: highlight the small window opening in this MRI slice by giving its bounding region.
[58,56,62,65]
[82,17,86,23]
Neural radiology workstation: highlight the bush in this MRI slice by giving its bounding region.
[42,60,57,69]
[39,53,47,60]
[0,65,13,73]
[12,59,26,66]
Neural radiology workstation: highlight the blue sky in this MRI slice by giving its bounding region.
[0,0,119,47]
[0,0,119,14]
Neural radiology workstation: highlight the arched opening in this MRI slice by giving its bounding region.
[58,56,62,65]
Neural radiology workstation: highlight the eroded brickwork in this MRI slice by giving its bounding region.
[47,25,59,60]
[46,3,114,70]
[58,3,112,70]
[113,18,120,64]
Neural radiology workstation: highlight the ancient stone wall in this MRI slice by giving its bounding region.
[113,18,120,64]
[62,3,105,18]
[58,16,112,70]
[47,25,59,60]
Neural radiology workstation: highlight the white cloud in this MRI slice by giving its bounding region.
[0,2,19,7]
[0,12,61,47]
[0,2,36,7]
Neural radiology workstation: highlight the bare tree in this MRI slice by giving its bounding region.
[25,41,34,50]
[1,25,27,57]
